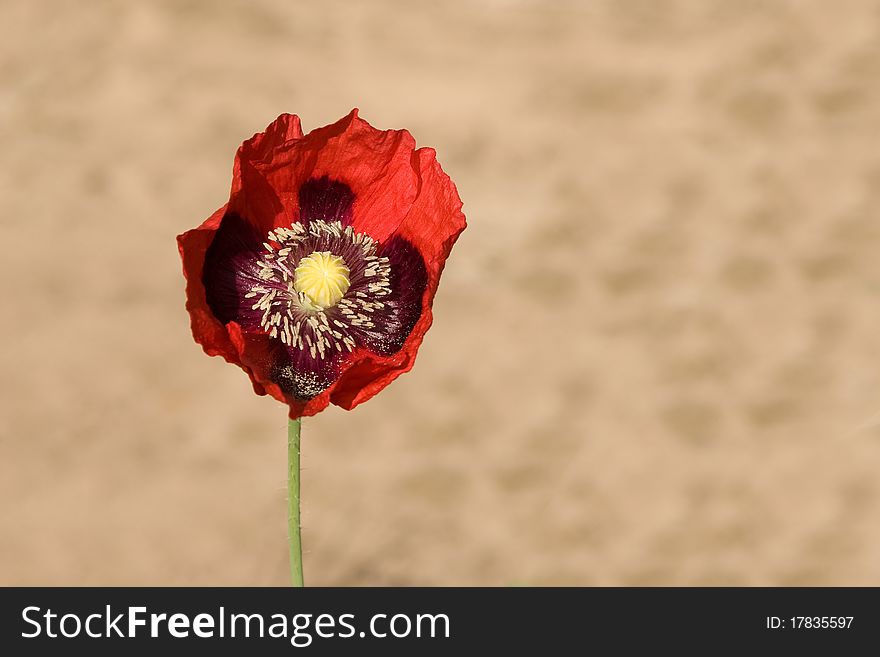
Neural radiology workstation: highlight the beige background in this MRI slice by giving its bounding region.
[2,0,880,585]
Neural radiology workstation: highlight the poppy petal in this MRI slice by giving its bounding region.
[328,148,465,411]
[394,147,467,287]
[232,110,419,243]
[227,114,305,236]
[237,113,303,164]
[177,205,239,362]
[201,212,265,327]
[349,236,428,356]
[297,176,356,228]
[307,110,420,243]
[274,342,349,402]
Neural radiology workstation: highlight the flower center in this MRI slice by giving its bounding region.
[248,220,392,359]
[293,250,350,310]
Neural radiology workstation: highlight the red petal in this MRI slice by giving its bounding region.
[177,205,239,363]
[231,109,420,243]
[326,148,466,412]
[228,114,305,236]
[237,113,304,164]
[225,322,284,401]
[307,110,420,243]
[394,146,467,290]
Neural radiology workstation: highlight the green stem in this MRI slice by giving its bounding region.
[288,417,304,587]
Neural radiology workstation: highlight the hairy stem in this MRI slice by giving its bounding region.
[288,417,304,587]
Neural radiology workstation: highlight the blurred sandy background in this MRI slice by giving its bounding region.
[2,0,880,586]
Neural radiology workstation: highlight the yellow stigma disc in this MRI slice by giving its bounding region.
[293,251,351,310]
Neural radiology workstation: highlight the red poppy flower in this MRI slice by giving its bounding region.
[177,110,466,418]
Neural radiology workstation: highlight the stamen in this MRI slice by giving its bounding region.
[245,220,394,360]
